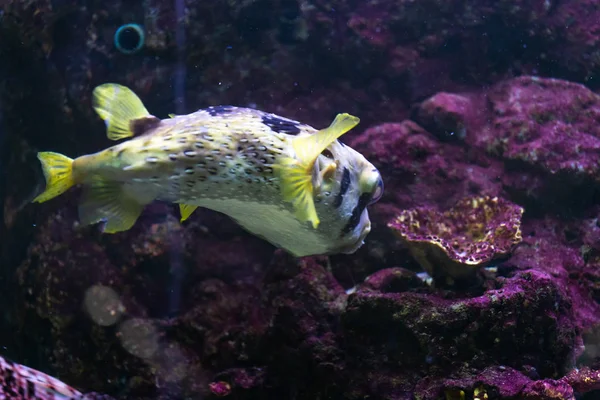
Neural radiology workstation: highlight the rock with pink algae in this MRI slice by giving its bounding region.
[467,76,600,213]
[496,209,600,334]
[401,75,600,214]
[412,92,474,142]
[0,353,115,400]
[208,381,232,397]
[14,192,275,399]
[414,365,535,400]
[340,269,580,398]
[350,120,506,212]
[359,267,426,294]
[477,76,600,177]
[387,196,523,284]
[340,119,507,286]
[565,367,600,393]
[520,379,575,400]
[416,365,600,400]
[545,0,600,79]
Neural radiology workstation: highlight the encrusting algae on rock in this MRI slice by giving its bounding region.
[30,83,384,257]
[0,354,112,399]
[388,195,524,284]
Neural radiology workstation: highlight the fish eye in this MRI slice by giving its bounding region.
[321,149,334,159]
[369,176,384,205]
[114,24,145,54]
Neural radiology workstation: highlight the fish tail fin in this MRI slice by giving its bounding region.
[277,113,360,229]
[92,83,151,141]
[79,176,146,233]
[32,152,75,203]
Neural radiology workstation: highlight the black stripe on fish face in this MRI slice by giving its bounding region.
[333,167,350,208]
[206,105,235,116]
[261,114,301,135]
[340,193,371,237]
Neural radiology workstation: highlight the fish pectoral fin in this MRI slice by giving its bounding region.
[179,204,198,222]
[278,157,320,228]
[277,113,360,229]
[32,152,75,203]
[92,83,154,141]
[78,177,145,233]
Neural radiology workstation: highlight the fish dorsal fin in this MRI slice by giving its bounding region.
[179,204,198,222]
[92,83,155,141]
[277,113,360,229]
[168,113,177,118]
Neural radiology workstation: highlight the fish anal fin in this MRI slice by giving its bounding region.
[179,204,198,222]
[277,113,360,229]
[78,177,146,233]
[130,116,161,136]
[92,83,151,141]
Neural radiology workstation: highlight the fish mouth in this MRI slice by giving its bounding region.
[339,212,372,254]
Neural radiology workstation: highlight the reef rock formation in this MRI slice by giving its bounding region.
[3,0,600,399]
[388,195,523,285]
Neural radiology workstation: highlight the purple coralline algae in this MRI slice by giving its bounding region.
[387,196,524,284]
[0,354,113,399]
[476,76,600,179]
[4,0,600,399]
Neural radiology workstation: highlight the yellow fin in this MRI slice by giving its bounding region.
[277,113,360,229]
[168,113,176,118]
[92,83,151,141]
[78,177,145,233]
[32,152,75,203]
[179,204,198,222]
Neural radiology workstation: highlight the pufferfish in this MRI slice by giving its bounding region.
[32,84,384,257]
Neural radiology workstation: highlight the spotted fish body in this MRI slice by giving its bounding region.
[33,84,384,257]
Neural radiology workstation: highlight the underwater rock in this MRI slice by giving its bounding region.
[345,119,506,284]
[359,267,426,293]
[520,379,575,400]
[477,76,600,179]
[350,121,506,211]
[5,1,600,399]
[500,215,600,333]
[473,76,600,212]
[414,366,533,399]
[0,353,115,399]
[341,269,579,398]
[544,0,600,79]
[387,196,524,285]
[565,367,600,393]
[396,75,600,213]
[413,92,473,142]
[15,195,274,398]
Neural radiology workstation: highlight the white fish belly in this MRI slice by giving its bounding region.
[194,198,330,257]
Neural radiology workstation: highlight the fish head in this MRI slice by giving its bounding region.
[312,141,384,255]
